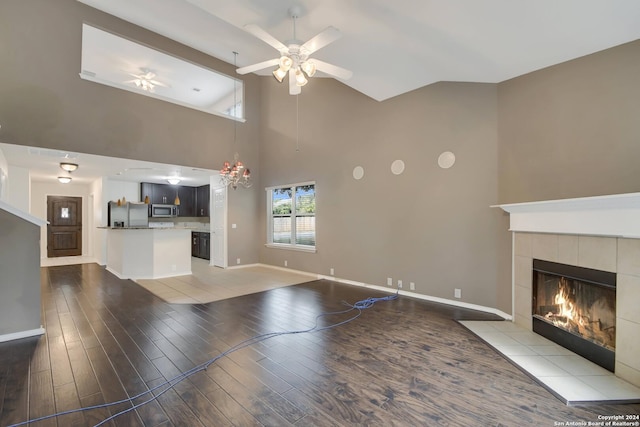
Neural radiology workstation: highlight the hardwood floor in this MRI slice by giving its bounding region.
[1,263,638,426]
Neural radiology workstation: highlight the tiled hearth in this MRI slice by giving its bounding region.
[460,320,640,404]
[495,193,640,395]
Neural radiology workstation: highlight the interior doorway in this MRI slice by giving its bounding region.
[47,195,82,258]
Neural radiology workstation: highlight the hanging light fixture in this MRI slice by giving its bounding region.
[58,162,77,183]
[270,10,318,91]
[60,162,78,172]
[220,52,251,190]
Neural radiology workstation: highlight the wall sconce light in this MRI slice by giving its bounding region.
[60,162,78,172]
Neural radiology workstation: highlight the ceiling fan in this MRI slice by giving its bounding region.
[124,68,170,93]
[236,7,352,95]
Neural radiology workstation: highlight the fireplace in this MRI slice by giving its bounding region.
[532,259,616,372]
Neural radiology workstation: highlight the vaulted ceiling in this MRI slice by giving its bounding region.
[78,0,640,101]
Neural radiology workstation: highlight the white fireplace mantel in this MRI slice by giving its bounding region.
[492,192,640,238]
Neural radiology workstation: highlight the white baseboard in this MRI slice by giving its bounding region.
[243,264,510,320]
[315,274,512,319]
[0,327,45,343]
[107,267,192,280]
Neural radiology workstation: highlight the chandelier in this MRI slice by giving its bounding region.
[220,52,251,190]
[219,153,251,189]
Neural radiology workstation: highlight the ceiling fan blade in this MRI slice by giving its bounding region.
[243,24,287,52]
[311,59,353,80]
[289,70,301,95]
[301,26,342,54]
[149,80,170,88]
[236,58,280,75]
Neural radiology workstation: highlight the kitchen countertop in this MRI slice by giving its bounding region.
[99,226,208,230]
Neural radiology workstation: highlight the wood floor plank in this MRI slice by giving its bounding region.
[28,369,57,427]
[206,365,293,426]
[1,263,639,426]
[53,381,86,427]
[205,387,262,427]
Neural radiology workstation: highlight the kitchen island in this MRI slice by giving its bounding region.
[105,227,191,280]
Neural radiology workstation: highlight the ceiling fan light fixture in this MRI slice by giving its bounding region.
[60,162,78,172]
[295,68,308,86]
[58,176,72,184]
[301,60,316,77]
[273,67,287,83]
[279,56,293,71]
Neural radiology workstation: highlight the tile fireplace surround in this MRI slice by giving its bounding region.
[495,193,640,388]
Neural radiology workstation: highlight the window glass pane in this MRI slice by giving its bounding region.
[272,217,291,244]
[296,216,315,246]
[272,188,292,215]
[296,185,315,215]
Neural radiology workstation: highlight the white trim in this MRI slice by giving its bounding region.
[265,180,315,192]
[266,182,316,250]
[265,243,317,253]
[0,327,46,343]
[493,192,640,238]
[317,274,512,320]
[250,263,512,320]
[106,267,191,280]
[0,200,47,226]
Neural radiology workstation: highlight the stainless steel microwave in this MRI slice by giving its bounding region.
[150,204,177,217]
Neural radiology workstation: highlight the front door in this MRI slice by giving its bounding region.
[212,187,226,267]
[47,196,82,258]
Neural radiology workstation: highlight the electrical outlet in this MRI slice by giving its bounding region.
[454,288,462,299]
[409,282,415,291]
[330,268,334,276]
[387,277,393,286]
[284,260,288,267]
[397,280,403,289]
[236,258,240,265]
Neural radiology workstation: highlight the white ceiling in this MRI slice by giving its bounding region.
[4,1,640,186]
[0,143,215,187]
[77,0,640,101]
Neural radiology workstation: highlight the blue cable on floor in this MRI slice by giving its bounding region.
[9,291,399,427]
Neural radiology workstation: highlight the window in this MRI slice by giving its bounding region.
[267,182,315,251]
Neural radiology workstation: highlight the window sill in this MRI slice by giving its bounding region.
[265,243,317,253]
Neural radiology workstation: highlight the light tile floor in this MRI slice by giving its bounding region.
[460,320,640,405]
[135,258,317,304]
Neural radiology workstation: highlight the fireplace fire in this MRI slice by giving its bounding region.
[532,259,616,372]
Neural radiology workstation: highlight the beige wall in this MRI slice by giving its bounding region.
[0,0,262,265]
[498,39,640,204]
[259,78,511,311]
[0,209,42,337]
[2,0,637,315]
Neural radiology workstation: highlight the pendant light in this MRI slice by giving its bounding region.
[220,52,251,190]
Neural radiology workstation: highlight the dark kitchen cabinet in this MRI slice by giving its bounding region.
[191,231,210,260]
[191,232,200,257]
[196,185,210,217]
[177,186,196,217]
[199,232,210,260]
[141,182,177,205]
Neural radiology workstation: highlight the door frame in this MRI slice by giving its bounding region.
[211,185,227,268]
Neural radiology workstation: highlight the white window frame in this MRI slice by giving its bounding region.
[266,181,316,253]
